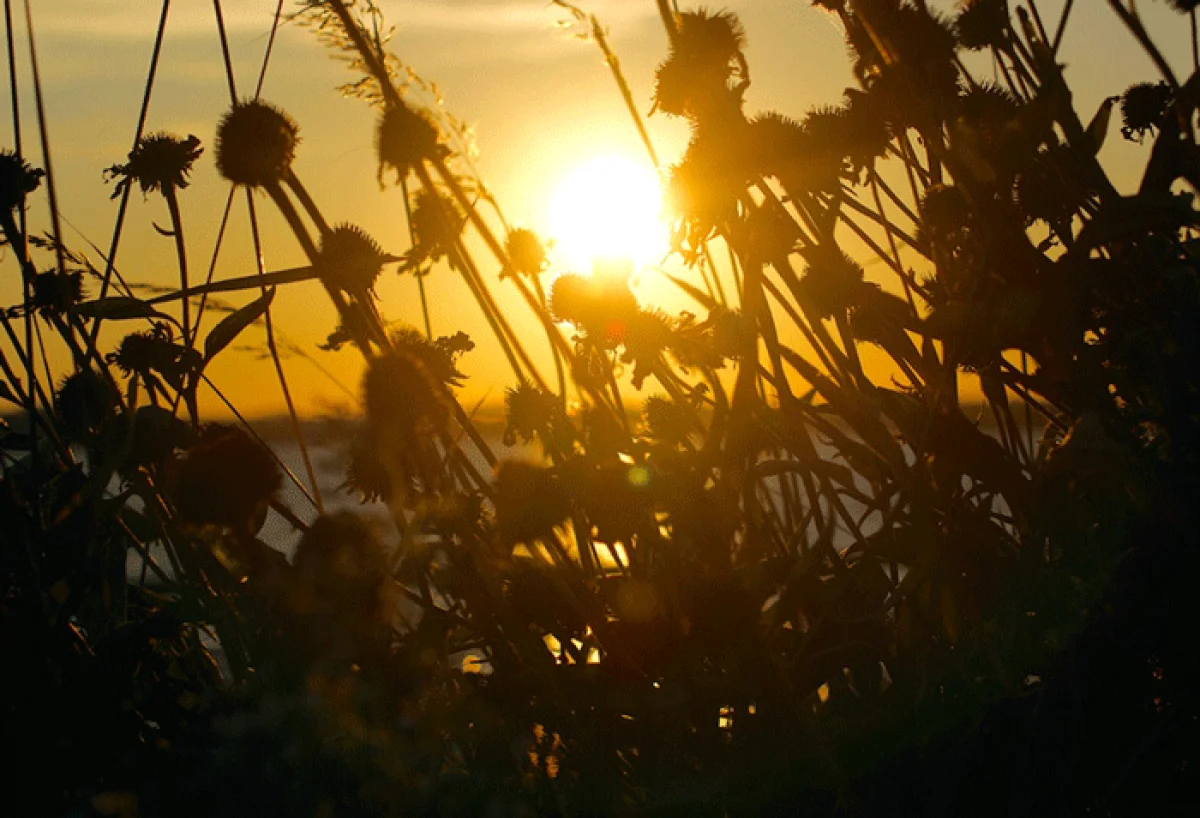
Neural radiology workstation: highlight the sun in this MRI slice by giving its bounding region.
[546,154,669,272]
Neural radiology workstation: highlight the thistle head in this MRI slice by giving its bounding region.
[105,132,202,198]
[1120,82,1173,143]
[0,149,43,211]
[318,224,390,296]
[56,369,111,443]
[503,227,548,277]
[171,424,282,535]
[291,512,390,623]
[503,380,563,447]
[954,0,1011,51]
[31,270,84,316]
[376,100,441,183]
[215,100,299,187]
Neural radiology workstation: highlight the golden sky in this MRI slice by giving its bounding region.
[0,0,1193,419]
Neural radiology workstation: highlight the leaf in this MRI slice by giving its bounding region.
[1086,96,1118,155]
[0,379,20,405]
[73,296,173,323]
[147,265,324,305]
[204,287,275,363]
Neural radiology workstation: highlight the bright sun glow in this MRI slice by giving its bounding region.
[547,155,669,272]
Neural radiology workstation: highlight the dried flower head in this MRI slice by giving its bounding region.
[799,248,866,318]
[503,227,548,277]
[171,424,281,534]
[1121,82,1173,143]
[0,149,44,211]
[504,381,562,447]
[675,9,746,65]
[292,511,390,623]
[407,188,465,266]
[954,0,1010,51]
[107,323,199,390]
[493,460,570,545]
[318,224,389,295]
[215,100,299,187]
[105,132,202,199]
[56,369,111,443]
[31,270,84,316]
[364,348,451,444]
[376,100,441,183]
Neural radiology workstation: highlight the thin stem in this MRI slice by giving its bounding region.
[162,185,190,347]
[92,0,170,343]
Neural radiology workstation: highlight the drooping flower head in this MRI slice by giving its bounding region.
[215,100,299,187]
[375,99,441,183]
[318,224,390,296]
[0,149,44,211]
[105,132,203,199]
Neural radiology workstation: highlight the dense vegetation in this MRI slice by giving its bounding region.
[3,0,1200,814]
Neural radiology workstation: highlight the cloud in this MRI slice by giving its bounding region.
[31,0,656,41]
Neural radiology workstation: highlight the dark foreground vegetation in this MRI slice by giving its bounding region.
[4,0,1200,814]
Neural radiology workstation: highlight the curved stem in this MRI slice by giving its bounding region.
[162,185,190,347]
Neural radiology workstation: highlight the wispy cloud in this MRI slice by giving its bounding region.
[31,0,656,41]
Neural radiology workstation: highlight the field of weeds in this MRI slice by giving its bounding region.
[3,1,1200,815]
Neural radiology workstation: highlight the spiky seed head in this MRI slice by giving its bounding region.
[493,460,570,545]
[652,56,693,118]
[31,270,84,316]
[363,349,450,444]
[799,249,866,319]
[954,0,1010,51]
[318,224,389,295]
[292,511,390,622]
[56,369,111,443]
[1120,82,1173,143]
[0,149,44,211]
[215,100,299,187]
[108,325,175,378]
[376,100,441,182]
[918,184,971,248]
[171,424,282,534]
[548,272,599,328]
[674,9,746,66]
[408,188,465,263]
[504,380,561,447]
[503,227,548,277]
[106,132,202,198]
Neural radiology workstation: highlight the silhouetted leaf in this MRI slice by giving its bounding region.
[204,287,274,363]
[73,296,173,322]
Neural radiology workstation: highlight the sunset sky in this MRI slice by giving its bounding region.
[0,0,1193,419]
